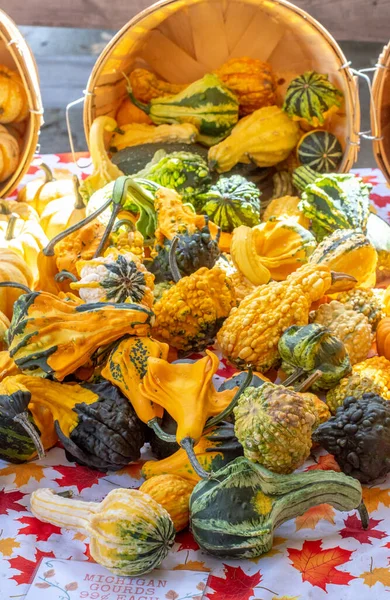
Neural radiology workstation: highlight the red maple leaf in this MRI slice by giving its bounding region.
[354,173,378,185]
[216,359,238,380]
[370,193,390,209]
[206,565,262,600]
[288,539,355,591]
[175,530,199,551]
[17,516,62,542]
[9,549,56,585]
[57,152,90,164]
[305,454,341,472]
[53,465,105,492]
[339,514,387,544]
[0,489,26,514]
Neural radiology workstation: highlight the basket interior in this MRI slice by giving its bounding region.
[85,0,359,170]
[0,11,42,198]
[373,42,390,183]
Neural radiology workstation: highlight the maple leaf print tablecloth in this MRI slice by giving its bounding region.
[1,156,390,600]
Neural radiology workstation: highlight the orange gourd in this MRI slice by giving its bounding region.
[377,317,390,360]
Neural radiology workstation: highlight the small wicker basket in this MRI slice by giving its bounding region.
[83,0,360,173]
[372,41,390,184]
[0,9,43,198]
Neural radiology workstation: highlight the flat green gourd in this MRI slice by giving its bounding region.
[129,74,239,147]
[297,130,343,172]
[282,71,343,127]
[279,323,351,391]
[190,457,368,559]
[195,175,261,232]
[298,172,371,241]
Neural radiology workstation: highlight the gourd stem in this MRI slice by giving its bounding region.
[43,196,113,256]
[124,74,150,115]
[93,202,121,258]
[169,237,181,283]
[40,163,55,184]
[180,437,211,479]
[5,214,18,241]
[0,281,32,293]
[282,368,306,388]
[295,369,323,393]
[13,413,45,460]
[72,176,85,210]
[112,218,136,233]
[54,270,78,283]
[148,418,177,443]
[357,501,369,530]
[206,368,253,428]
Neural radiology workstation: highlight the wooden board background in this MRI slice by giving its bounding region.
[2,0,389,42]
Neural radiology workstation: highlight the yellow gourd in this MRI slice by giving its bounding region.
[39,176,86,240]
[18,164,75,216]
[0,66,28,123]
[263,195,309,229]
[110,122,198,151]
[116,96,152,126]
[140,475,195,531]
[0,124,20,182]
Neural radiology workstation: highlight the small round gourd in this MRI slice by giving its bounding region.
[297,130,343,173]
[0,66,28,123]
[377,318,390,360]
[0,125,20,182]
[140,474,195,531]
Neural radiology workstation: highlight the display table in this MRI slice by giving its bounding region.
[1,155,390,600]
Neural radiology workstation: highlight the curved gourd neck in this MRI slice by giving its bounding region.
[31,489,99,534]
[5,214,19,241]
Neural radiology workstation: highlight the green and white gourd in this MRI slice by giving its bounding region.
[297,130,343,172]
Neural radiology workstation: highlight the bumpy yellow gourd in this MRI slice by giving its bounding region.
[31,488,175,575]
[140,475,195,531]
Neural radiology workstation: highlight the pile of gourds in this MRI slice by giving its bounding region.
[2,60,390,578]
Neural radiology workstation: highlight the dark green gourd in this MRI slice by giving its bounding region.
[189,457,368,559]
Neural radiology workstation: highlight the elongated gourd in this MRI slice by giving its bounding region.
[31,488,175,575]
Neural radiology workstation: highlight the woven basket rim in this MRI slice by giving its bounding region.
[83,0,360,173]
[0,8,43,198]
[372,40,390,183]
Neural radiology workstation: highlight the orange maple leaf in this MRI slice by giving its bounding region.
[360,566,390,587]
[250,536,287,562]
[305,454,341,472]
[0,463,45,487]
[295,504,335,531]
[174,560,210,572]
[288,539,355,591]
[116,461,145,480]
[73,532,87,542]
[0,537,20,556]
[362,487,390,513]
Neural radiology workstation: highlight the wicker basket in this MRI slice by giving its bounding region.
[83,0,360,172]
[372,41,390,184]
[0,9,43,198]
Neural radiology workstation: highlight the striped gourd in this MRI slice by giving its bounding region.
[292,165,320,192]
[298,173,371,241]
[309,229,377,287]
[130,74,239,147]
[297,130,343,172]
[282,71,343,127]
[189,457,367,559]
[31,488,175,575]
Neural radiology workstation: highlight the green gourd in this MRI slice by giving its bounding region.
[278,323,351,391]
[129,74,239,147]
[297,130,343,172]
[189,457,368,559]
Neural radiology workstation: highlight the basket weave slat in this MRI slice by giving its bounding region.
[372,41,390,184]
[0,9,43,198]
[84,0,360,173]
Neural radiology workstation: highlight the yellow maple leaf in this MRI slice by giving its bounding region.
[250,536,287,562]
[0,463,45,487]
[0,537,20,556]
[362,487,390,513]
[173,560,210,572]
[295,503,335,531]
[360,566,390,587]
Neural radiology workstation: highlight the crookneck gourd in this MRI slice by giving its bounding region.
[309,229,377,288]
[129,73,239,147]
[140,351,251,478]
[0,250,33,319]
[110,123,198,151]
[231,219,316,284]
[310,301,372,365]
[282,71,343,127]
[70,249,155,308]
[217,263,356,372]
[313,393,390,483]
[142,421,243,484]
[278,323,351,391]
[208,106,300,172]
[234,383,316,473]
[140,475,195,532]
[189,457,368,559]
[148,186,220,282]
[5,286,153,380]
[31,488,175,575]
[101,336,169,424]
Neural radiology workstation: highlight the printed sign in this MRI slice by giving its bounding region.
[26,559,209,600]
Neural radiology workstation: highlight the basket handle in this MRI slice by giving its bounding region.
[66,92,93,169]
[340,61,383,142]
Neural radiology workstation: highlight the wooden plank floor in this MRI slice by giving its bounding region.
[20,26,386,168]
